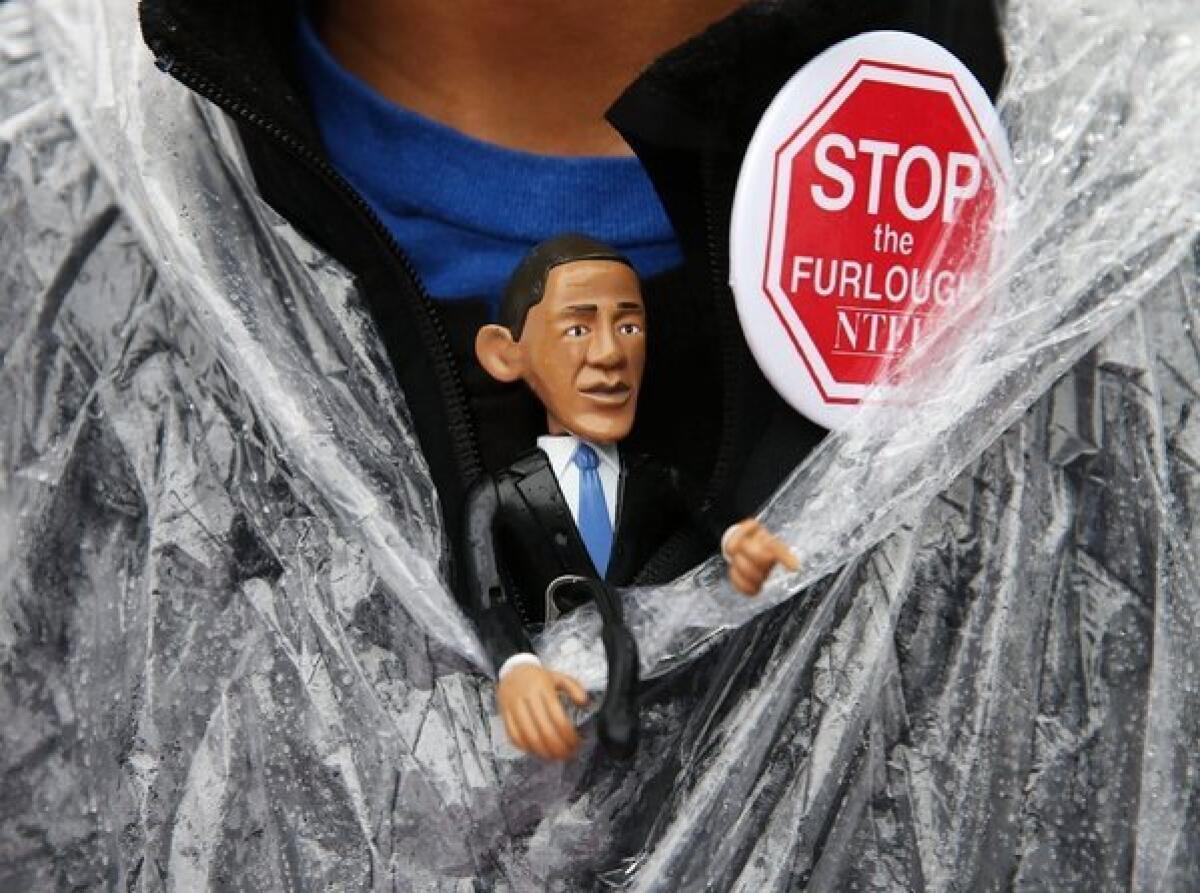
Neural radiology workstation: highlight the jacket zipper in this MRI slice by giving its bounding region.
[147,48,484,489]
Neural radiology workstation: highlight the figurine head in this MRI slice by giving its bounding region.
[476,235,647,444]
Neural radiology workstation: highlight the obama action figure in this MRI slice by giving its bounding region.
[460,235,796,762]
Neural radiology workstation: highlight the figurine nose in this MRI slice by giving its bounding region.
[587,322,623,368]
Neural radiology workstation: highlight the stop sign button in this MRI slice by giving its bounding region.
[730,32,1012,430]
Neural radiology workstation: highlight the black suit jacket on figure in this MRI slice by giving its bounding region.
[459,446,725,672]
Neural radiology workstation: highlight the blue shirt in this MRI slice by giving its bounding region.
[295,16,682,314]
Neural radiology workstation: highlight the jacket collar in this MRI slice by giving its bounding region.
[609,0,931,155]
[602,0,1005,266]
[140,0,317,143]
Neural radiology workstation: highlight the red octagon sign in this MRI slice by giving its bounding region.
[730,32,1011,430]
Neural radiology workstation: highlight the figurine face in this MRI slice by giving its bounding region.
[477,260,647,444]
[524,260,647,442]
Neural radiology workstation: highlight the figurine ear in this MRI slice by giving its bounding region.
[475,324,524,383]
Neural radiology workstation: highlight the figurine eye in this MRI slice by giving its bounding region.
[618,322,643,336]
[564,324,589,338]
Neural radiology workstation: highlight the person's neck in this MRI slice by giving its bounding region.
[317,0,743,156]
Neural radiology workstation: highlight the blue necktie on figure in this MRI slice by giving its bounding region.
[572,443,613,575]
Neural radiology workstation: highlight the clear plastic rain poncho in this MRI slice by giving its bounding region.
[2,0,1198,889]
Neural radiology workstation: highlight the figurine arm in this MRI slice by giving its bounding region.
[496,663,589,761]
[460,476,535,672]
[664,467,798,596]
[461,477,590,761]
[721,518,799,596]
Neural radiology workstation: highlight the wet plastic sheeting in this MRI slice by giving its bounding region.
[1,0,1198,889]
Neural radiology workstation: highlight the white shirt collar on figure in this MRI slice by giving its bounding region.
[536,434,621,529]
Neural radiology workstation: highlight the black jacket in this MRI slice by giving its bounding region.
[138,0,1004,591]
[461,447,725,670]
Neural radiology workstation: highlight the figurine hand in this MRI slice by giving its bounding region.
[496,663,590,761]
[723,519,799,596]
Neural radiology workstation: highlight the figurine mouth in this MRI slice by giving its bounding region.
[580,382,632,405]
